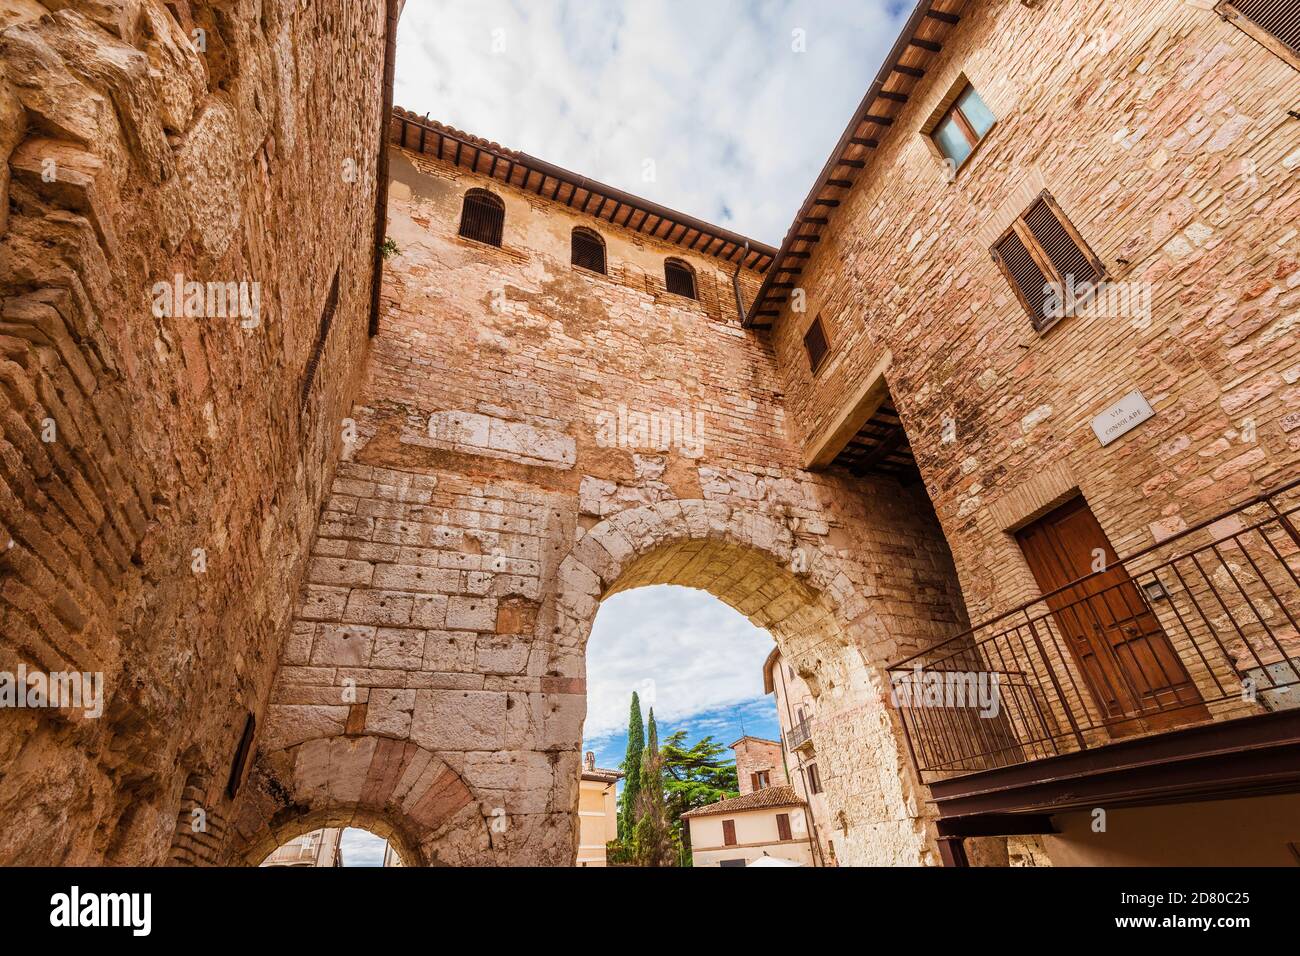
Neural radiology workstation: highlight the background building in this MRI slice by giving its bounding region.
[577,752,622,867]
[764,650,836,866]
[731,735,789,794]
[260,828,344,868]
[682,783,813,867]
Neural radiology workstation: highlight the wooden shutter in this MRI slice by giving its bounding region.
[1217,1,1300,66]
[1023,197,1102,291]
[803,315,829,372]
[458,189,504,247]
[777,813,792,841]
[571,228,607,274]
[722,819,737,846]
[665,259,696,298]
[806,763,821,794]
[750,772,760,791]
[992,191,1105,331]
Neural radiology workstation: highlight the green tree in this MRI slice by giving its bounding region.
[617,692,644,840]
[660,730,739,860]
[631,709,676,867]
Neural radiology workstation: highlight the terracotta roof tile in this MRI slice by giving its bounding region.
[681,785,804,819]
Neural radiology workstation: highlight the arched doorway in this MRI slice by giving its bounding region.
[259,823,405,867]
[551,500,939,867]
[223,735,488,866]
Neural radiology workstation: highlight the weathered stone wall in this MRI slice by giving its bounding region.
[237,143,972,865]
[767,0,1300,628]
[0,0,388,864]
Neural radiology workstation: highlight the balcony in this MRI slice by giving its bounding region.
[786,717,815,752]
[886,479,1300,829]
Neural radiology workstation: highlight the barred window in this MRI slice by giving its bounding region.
[664,258,696,298]
[458,188,504,247]
[571,227,606,274]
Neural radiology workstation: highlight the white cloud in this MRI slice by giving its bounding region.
[582,584,776,740]
[394,0,908,245]
[339,827,389,867]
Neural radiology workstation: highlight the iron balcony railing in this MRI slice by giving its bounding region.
[887,477,1300,784]
[786,717,815,752]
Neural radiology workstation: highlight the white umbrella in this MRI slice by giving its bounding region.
[747,855,802,867]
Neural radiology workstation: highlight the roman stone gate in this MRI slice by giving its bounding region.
[221,139,971,866]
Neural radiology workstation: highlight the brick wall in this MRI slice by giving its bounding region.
[237,137,972,866]
[767,0,1300,633]
[733,737,789,794]
[0,0,388,864]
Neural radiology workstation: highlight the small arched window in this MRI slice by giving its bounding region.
[571,227,606,274]
[664,258,696,299]
[458,188,504,247]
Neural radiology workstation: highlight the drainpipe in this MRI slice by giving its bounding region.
[368,0,401,337]
[776,658,825,867]
[732,241,750,324]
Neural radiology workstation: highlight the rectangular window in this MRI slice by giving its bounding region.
[719,858,746,867]
[992,191,1105,332]
[776,813,792,841]
[1215,1,1299,69]
[930,83,996,169]
[806,763,822,795]
[722,819,737,846]
[803,316,829,373]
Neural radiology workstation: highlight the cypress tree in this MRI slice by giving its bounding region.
[617,691,644,840]
[632,708,675,866]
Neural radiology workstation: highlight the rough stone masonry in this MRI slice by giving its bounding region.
[2,0,1296,867]
[227,139,971,866]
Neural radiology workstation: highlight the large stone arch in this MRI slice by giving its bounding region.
[550,500,938,866]
[224,735,491,867]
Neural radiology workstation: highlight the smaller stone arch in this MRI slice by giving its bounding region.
[226,734,491,866]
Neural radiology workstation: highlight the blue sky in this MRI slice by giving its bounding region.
[581,585,782,772]
[394,0,913,245]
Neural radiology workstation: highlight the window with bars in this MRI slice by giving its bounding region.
[664,258,696,298]
[803,315,830,374]
[571,227,607,274]
[929,83,996,169]
[458,188,504,247]
[991,191,1105,331]
[301,269,340,411]
[1216,0,1299,69]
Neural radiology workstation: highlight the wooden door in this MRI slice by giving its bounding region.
[1016,497,1206,735]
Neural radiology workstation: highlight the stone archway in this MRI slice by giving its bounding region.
[225,734,491,867]
[548,499,938,867]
